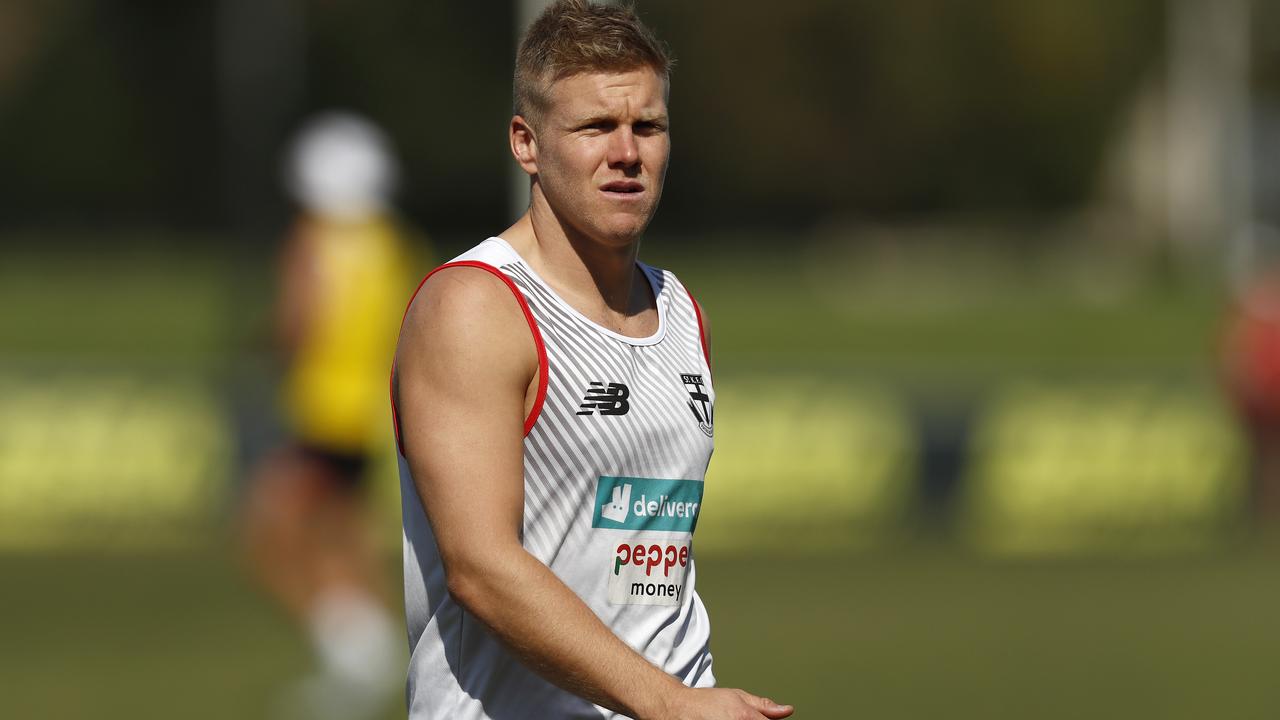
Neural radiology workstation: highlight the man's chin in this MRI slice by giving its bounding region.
[596,222,649,247]
[600,210,655,242]
[568,216,646,248]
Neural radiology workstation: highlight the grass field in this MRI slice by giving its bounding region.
[3,540,1279,719]
[0,234,1262,718]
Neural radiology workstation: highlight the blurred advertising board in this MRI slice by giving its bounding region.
[0,371,1249,555]
[961,382,1248,555]
[0,371,230,551]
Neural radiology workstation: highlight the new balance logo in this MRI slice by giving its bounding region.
[577,381,631,416]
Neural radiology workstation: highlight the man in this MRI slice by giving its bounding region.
[1224,264,1280,521]
[243,112,417,719]
[392,2,794,718]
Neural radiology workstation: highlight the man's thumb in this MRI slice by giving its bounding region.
[747,692,794,718]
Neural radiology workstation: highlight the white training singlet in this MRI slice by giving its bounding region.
[394,238,717,720]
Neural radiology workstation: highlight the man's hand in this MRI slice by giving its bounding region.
[660,687,794,720]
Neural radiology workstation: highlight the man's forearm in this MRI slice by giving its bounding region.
[446,545,685,720]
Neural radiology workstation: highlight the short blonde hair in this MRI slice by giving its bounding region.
[514,0,672,127]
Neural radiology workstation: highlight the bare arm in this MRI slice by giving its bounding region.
[394,267,791,720]
[275,222,315,358]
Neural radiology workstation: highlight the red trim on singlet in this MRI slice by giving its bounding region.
[684,286,712,377]
[390,261,549,456]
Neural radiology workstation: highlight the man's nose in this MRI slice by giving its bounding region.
[607,127,639,168]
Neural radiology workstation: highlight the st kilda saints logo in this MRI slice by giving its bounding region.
[681,374,713,437]
[577,381,631,416]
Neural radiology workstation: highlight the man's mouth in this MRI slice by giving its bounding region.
[600,181,645,196]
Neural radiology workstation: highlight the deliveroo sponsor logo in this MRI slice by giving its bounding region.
[593,476,703,532]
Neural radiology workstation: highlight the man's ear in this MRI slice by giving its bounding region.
[510,115,538,176]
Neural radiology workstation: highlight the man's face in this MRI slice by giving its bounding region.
[530,68,670,246]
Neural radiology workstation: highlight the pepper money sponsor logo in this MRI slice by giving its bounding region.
[593,477,702,605]
[608,540,691,606]
[592,476,703,532]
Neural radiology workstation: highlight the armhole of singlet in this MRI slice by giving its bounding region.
[684,285,712,378]
[390,260,549,456]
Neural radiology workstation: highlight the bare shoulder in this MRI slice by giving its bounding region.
[402,265,524,334]
[395,264,536,396]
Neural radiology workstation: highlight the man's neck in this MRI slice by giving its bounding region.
[500,192,653,330]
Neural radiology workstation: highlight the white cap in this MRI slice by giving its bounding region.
[284,111,399,219]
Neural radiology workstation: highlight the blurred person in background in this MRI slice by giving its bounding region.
[391,2,792,719]
[242,111,422,719]
[1224,261,1280,524]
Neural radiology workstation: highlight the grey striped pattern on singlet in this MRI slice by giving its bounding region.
[501,260,713,559]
